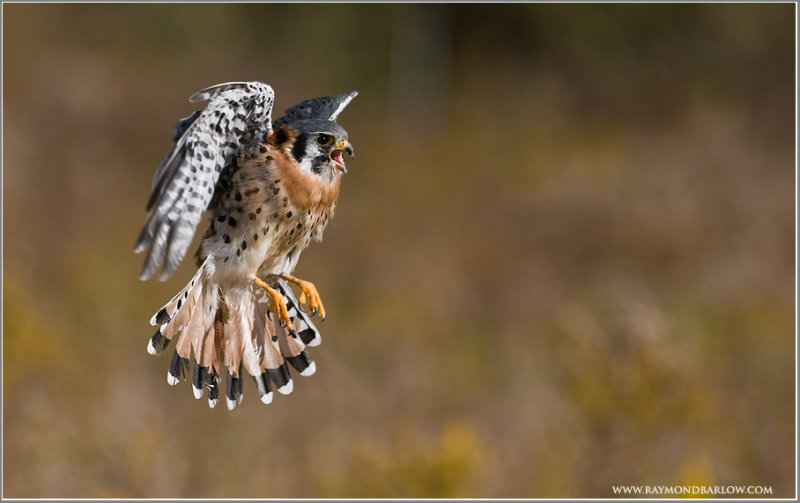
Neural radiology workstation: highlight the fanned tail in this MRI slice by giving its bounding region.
[145,267,324,410]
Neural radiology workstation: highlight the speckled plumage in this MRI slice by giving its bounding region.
[136,81,356,409]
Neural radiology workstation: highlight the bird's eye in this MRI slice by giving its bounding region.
[316,134,334,147]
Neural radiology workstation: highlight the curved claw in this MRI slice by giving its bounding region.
[271,296,290,329]
[280,273,326,319]
[254,277,292,329]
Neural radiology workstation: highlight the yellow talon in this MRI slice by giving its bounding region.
[253,277,292,328]
[280,273,326,319]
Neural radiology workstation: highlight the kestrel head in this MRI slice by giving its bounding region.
[291,119,354,176]
[269,91,357,181]
[269,119,354,181]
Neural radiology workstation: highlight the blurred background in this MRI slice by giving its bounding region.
[3,3,795,498]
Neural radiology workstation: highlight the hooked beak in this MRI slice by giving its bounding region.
[329,139,354,173]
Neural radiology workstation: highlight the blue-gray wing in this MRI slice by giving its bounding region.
[272,91,358,128]
[135,81,275,281]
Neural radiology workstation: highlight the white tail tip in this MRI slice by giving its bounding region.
[300,361,317,377]
[226,397,237,411]
[208,398,217,409]
[167,373,179,386]
[260,392,274,405]
[277,379,294,395]
[192,385,203,399]
[147,340,158,355]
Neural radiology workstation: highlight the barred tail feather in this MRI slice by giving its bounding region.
[226,367,243,411]
[221,297,244,378]
[153,263,207,326]
[279,284,322,347]
[253,291,282,371]
[253,372,274,404]
[203,366,220,409]
[147,328,170,356]
[192,362,204,399]
[241,308,264,379]
[254,287,295,395]
[219,289,255,410]
[161,261,208,385]
[274,316,314,377]
[167,350,189,385]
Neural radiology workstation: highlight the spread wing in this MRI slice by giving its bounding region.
[135,81,275,281]
[272,91,358,128]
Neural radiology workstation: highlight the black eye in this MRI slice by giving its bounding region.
[316,134,334,147]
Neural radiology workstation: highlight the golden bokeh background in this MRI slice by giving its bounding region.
[3,3,795,498]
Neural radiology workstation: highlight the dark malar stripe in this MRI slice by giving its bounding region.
[291,132,308,163]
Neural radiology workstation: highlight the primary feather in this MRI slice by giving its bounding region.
[135,81,275,281]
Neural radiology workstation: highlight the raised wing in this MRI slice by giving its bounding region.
[135,81,275,281]
[272,91,358,128]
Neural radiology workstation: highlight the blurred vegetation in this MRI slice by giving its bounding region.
[3,3,795,498]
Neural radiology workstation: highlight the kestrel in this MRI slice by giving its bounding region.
[135,81,356,410]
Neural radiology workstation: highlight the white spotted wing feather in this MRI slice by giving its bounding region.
[135,81,275,281]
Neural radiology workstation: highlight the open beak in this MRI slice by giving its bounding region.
[329,139,354,173]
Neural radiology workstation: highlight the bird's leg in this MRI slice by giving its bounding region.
[253,277,292,328]
[280,273,326,320]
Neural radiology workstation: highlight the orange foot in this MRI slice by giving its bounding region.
[280,273,326,320]
[253,277,292,328]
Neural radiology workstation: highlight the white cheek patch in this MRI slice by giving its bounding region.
[298,156,317,174]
